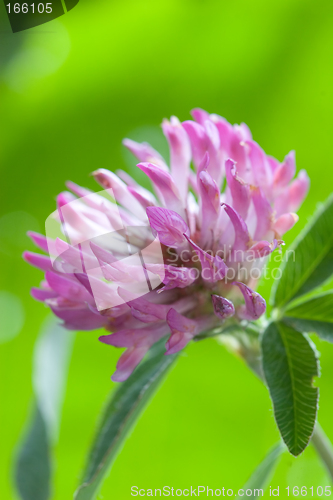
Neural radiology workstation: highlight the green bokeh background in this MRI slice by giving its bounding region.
[1,0,333,498]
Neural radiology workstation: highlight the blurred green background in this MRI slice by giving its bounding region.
[1,0,333,498]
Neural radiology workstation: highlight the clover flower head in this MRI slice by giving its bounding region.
[25,109,309,381]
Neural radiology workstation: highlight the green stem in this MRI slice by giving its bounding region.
[311,424,333,483]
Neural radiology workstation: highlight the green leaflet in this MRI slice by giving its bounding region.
[283,317,333,343]
[262,322,319,456]
[236,443,284,499]
[284,291,333,342]
[271,194,333,308]
[33,317,75,442]
[285,291,333,322]
[74,340,178,500]
[15,317,75,500]
[15,405,51,500]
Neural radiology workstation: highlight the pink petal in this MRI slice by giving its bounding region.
[65,181,117,215]
[27,232,49,253]
[248,239,281,258]
[235,123,252,142]
[117,287,167,323]
[99,323,169,348]
[93,168,146,219]
[65,181,94,199]
[184,235,228,282]
[54,239,96,273]
[210,118,251,179]
[182,120,209,169]
[225,159,250,220]
[31,287,58,302]
[122,138,168,171]
[267,156,280,173]
[210,115,233,156]
[182,120,222,186]
[57,191,76,209]
[78,279,130,321]
[45,271,94,305]
[245,140,273,190]
[186,191,199,236]
[196,151,210,176]
[273,151,296,192]
[198,168,221,247]
[275,170,310,216]
[222,203,251,253]
[111,346,150,382]
[165,308,197,354]
[188,170,198,193]
[127,185,156,209]
[47,297,107,330]
[92,243,151,287]
[251,186,274,240]
[204,119,220,151]
[273,213,299,237]
[198,169,220,215]
[146,207,189,246]
[137,162,182,213]
[145,264,197,292]
[115,169,138,187]
[232,282,266,320]
[56,194,110,244]
[212,295,235,320]
[74,272,94,296]
[90,241,116,264]
[100,262,145,284]
[191,108,210,124]
[23,251,53,272]
[162,116,191,203]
